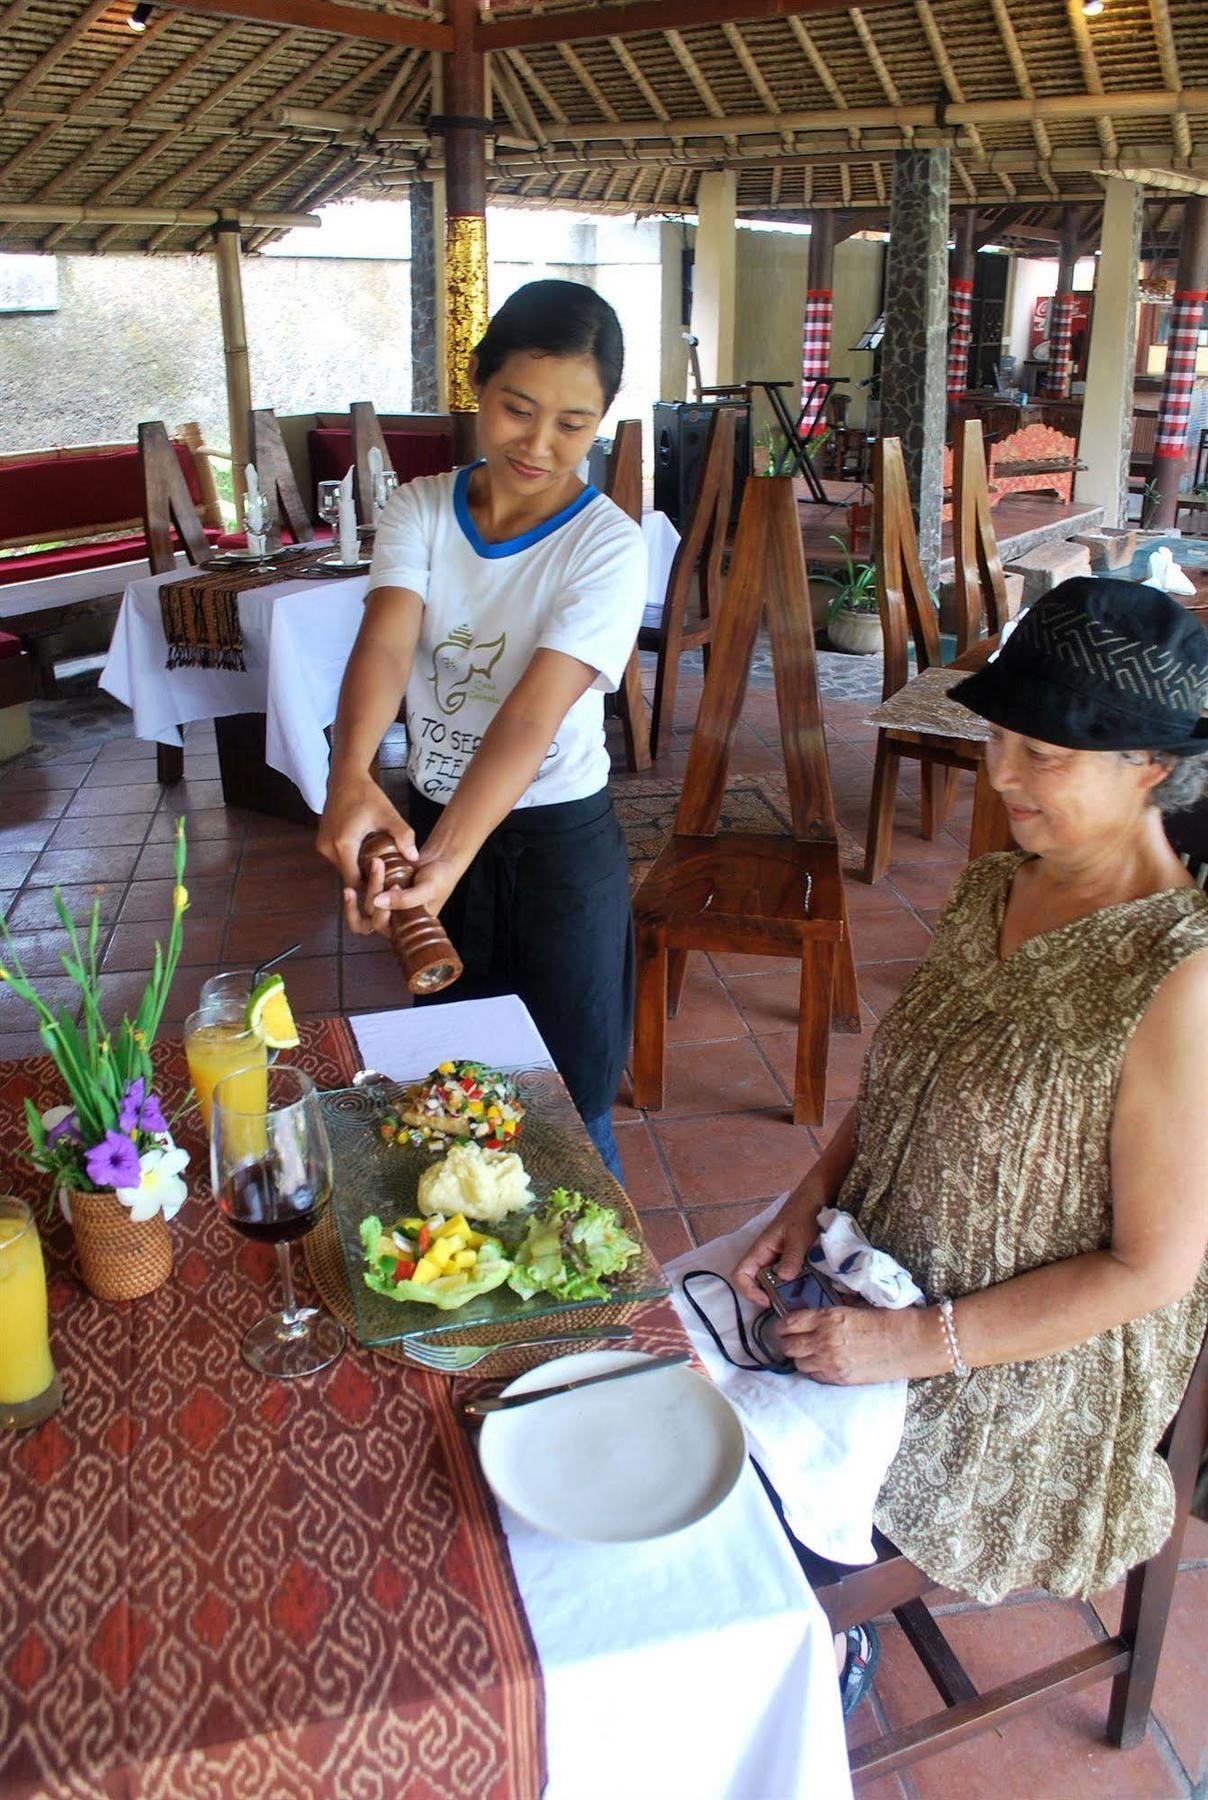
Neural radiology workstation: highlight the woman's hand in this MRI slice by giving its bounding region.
[776,1303,932,1385]
[734,1196,818,1306]
[316,769,416,939]
[371,849,463,925]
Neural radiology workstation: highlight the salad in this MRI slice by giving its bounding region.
[507,1189,641,1302]
[360,1211,511,1309]
[380,1060,525,1151]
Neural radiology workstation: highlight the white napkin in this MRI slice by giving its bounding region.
[338,464,359,565]
[244,462,267,535]
[1144,544,1197,597]
[368,444,385,515]
[811,1207,925,1308]
[665,1197,911,1566]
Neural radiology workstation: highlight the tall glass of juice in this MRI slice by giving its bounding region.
[0,1197,62,1430]
[184,1003,268,1136]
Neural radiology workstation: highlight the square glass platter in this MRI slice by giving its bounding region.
[319,1071,668,1347]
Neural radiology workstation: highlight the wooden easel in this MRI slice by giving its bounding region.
[603,420,652,772]
[631,475,860,1127]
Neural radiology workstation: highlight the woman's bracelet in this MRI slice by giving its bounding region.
[937,1297,969,1378]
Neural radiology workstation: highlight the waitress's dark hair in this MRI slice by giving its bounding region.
[473,279,624,409]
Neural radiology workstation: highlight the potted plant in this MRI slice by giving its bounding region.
[825,535,882,655]
[0,818,191,1301]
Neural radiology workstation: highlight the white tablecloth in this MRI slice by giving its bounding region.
[348,998,852,1800]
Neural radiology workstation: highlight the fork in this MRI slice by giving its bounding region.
[405,1324,633,1373]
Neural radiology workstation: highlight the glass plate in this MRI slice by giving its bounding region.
[320,1072,668,1347]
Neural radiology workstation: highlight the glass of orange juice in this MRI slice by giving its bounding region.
[0,1197,62,1431]
[184,1003,268,1137]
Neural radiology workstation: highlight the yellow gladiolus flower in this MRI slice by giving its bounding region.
[173,884,189,912]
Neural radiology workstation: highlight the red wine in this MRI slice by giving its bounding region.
[218,1158,330,1244]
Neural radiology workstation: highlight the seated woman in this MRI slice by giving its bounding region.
[737,578,1208,1633]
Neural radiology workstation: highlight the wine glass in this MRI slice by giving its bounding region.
[317,480,342,536]
[210,1065,345,1378]
[375,468,400,514]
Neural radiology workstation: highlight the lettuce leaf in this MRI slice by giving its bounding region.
[359,1215,512,1309]
[507,1189,640,1302]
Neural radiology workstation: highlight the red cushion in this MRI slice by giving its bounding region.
[0,632,21,660]
[307,426,454,498]
[0,525,221,587]
[0,440,203,542]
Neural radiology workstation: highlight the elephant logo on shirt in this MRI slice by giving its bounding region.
[431,625,507,715]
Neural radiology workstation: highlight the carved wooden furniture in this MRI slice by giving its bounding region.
[602,420,652,773]
[631,475,859,1129]
[863,437,996,883]
[638,406,734,757]
[805,1316,1208,1787]
[249,407,316,544]
[139,419,214,785]
[951,417,1020,656]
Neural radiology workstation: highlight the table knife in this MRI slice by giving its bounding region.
[463,1353,690,1417]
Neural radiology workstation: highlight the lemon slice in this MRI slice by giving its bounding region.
[245,973,300,1049]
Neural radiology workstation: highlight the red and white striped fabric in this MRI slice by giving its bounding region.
[1044,292,1075,398]
[800,289,833,433]
[1154,289,1208,460]
[947,278,973,399]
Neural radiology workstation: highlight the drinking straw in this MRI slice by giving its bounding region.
[251,943,302,985]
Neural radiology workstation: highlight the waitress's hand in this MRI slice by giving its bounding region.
[734,1195,817,1307]
[316,769,416,938]
[777,1304,930,1386]
[371,848,462,924]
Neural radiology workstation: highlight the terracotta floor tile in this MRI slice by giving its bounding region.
[652,1109,813,1206]
[0,973,82,1027]
[650,1035,787,1117]
[720,967,805,1036]
[0,891,14,921]
[29,844,141,886]
[65,782,162,817]
[0,1027,47,1060]
[0,821,59,853]
[136,839,240,881]
[146,808,243,843]
[611,1070,641,1124]
[0,850,37,886]
[635,1207,693,1262]
[6,883,123,930]
[103,917,225,972]
[221,909,340,965]
[685,1197,782,1245]
[47,812,151,849]
[342,952,405,1011]
[119,876,231,923]
[3,929,103,977]
[1093,1568,1207,1782]
[874,1604,1182,1798]
[612,1122,677,1209]
[756,1027,868,1103]
[844,1685,910,1800]
[0,790,72,824]
[808,1100,859,1150]
[847,911,934,966]
[662,959,747,1045]
[266,954,339,1015]
[168,778,227,811]
[838,876,919,922]
[6,764,83,792]
[859,960,921,1019]
[232,869,339,915]
[1178,1513,1208,1564]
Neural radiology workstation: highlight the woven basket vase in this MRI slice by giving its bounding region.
[69,1188,173,1302]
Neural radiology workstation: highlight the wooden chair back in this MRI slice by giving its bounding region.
[873,435,943,703]
[603,420,651,772]
[248,407,313,543]
[351,400,395,526]
[952,417,1012,655]
[1130,411,1159,469]
[138,420,210,576]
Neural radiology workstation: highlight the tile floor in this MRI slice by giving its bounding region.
[0,662,1203,1797]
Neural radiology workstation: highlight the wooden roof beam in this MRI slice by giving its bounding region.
[787,14,858,147]
[722,22,780,116]
[0,201,319,226]
[988,0,1052,165]
[1064,0,1118,160]
[557,42,619,123]
[477,0,902,53]
[914,0,985,166]
[1149,0,1192,162]
[146,0,453,52]
[505,47,568,126]
[664,30,726,121]
[608,35,669,123]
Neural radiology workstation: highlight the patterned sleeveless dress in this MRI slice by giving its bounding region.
[840,852,1208,1603]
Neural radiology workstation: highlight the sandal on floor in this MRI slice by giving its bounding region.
[839,1622,881,1718]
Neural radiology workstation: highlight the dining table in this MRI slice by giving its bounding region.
[0,996,852,1800]
[99,513,682,825]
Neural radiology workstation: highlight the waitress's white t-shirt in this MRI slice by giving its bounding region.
[367,466,648,808]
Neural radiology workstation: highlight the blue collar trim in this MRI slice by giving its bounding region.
[453,462,598,559]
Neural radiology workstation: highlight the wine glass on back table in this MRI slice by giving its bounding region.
[211,1065,345,1377]
[316,480,342,538]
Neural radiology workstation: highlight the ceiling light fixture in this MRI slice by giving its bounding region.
[128,2,152,30]
[1082,0,1105,16]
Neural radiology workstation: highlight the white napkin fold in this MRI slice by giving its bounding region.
[338,464,359,565]
[811,1207,925,1309]
[244,462,267,535]
[665,1197,911,1566]
[1144,544,1197,597]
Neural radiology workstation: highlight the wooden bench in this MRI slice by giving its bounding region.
[0,630,36,758]
[0,425,220,693]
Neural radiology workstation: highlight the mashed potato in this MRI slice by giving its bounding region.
[416,1141,535,1225]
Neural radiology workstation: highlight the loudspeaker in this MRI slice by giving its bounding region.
[653,401,749,530]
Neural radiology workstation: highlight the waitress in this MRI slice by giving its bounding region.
[317,280,647,1178]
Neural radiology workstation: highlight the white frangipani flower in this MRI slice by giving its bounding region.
[115,1145,190,1223]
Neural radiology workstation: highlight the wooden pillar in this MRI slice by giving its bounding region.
[1152,198,1208,529]
[693,169,737,388]
[947,208,976,400]
[214,215,251,506]
[1044,210,1081,399]
[881,148,951,589]
[437,0,489,465]
[801,209,835,431]
[1075,178,1143,527]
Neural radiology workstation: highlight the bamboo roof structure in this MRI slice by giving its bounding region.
[1,0,1206,255]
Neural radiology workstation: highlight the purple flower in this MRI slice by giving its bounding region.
[140,1091,168,1135]
[85,1130,142,1190]
[118,1077,147,1135]
[47,1109,80,1145]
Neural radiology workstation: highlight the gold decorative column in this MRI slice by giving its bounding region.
[445,212,489,415]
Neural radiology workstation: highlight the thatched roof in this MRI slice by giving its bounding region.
[1,0,1205,255]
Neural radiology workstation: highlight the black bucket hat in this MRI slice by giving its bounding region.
[950,576,1208,756]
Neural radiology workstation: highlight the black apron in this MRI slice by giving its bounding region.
[406,784,634,1122]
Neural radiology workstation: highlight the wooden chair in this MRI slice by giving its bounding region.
[805,1316,1208,1787]
[631,475,860,1129]
[138,420,213,786]
[638,407,734,757]
[951,417,1019,657]
[602,420,652,773]
[350,399,394,527]
[248,407,314,544]
[862,437,984,884]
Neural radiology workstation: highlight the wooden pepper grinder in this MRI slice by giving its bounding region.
[358,831,463,995]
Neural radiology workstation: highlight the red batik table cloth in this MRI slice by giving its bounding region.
[0,1018,605,1799]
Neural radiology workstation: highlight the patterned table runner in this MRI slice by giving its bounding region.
[160,549,363,672]
[0,1019,554,1799]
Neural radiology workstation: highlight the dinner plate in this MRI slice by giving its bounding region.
[477,1349,747,1543]
[318,553,372,571]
